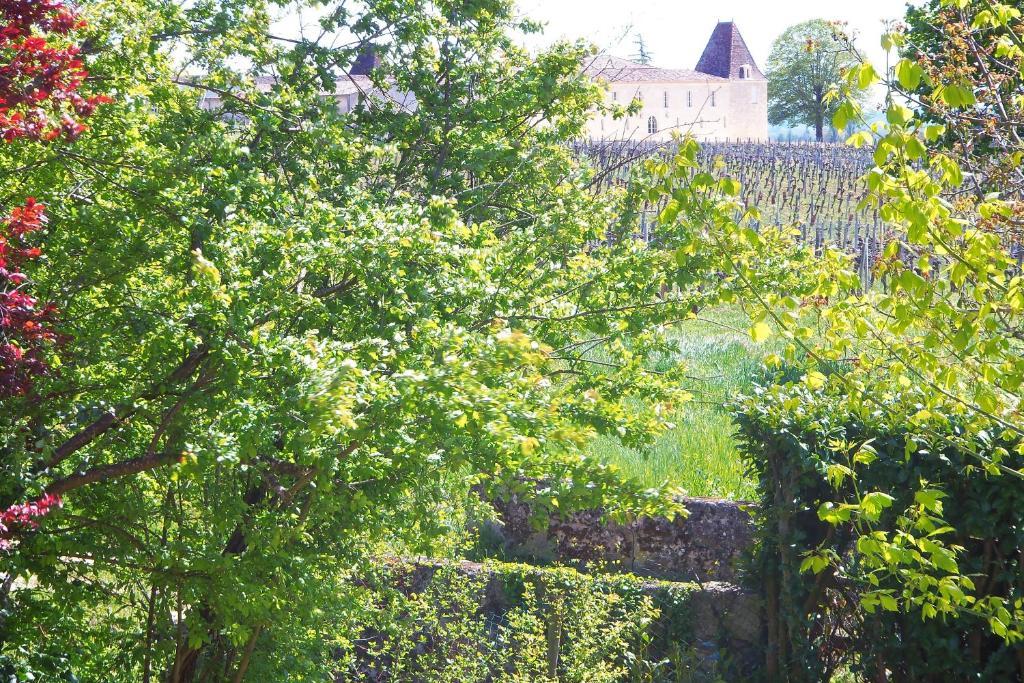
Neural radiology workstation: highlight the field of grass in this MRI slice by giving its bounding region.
[589,307,774,500]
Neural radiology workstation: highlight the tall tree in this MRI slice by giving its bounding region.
[632,33,653,64]
[0,0,109,553]
[766,19,862,141]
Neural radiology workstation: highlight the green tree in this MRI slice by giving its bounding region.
[626,2,1024,676]
[766,19,863,141]
[902,0,1024,201]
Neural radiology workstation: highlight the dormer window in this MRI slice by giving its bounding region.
[738,65,751,79]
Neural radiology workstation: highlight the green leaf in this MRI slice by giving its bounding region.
[924,124,946,142]
[858,64,880,89]
[847,130,873,148]
[719,177,741,197]
[750,321,772,343]
[914,489,945,513]
[799,553,832,575]
[804,371,827,390]
[886,103,913,126]
[832,101,852,131]
[826,463,854,488]
[818,502,854,524]
[895,59,923,90]
[860,492,896,521]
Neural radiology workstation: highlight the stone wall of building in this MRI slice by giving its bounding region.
[586,80,768,142]
[726,79,769,140]
[589,81,732,141]
[584,22,769,142]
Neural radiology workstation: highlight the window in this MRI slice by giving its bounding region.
[751,86,759,104]
[612,90,618,102]
[687,91,692,107]
[711,91,716,107]
[738,65,751,80]
[663,91,669,108]
[647,116,658,134]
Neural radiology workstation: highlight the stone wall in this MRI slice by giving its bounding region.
[369,558,763,680]
[357,494,767,679]
[483,495,756,583]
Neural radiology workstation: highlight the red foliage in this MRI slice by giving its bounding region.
[0,0,110,142]
[0,2,106,551]
[0,1,106,399]
[1,198,60,396]
[0,493,62,551]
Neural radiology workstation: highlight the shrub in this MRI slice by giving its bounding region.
[737,379,1024,681]
[339,561,728,683]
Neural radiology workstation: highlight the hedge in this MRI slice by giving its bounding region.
[737,381,1024,682]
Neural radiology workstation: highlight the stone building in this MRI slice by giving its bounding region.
[584,22,768,141]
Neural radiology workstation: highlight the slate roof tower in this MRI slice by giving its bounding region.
[695,22,764,80]
[350,46,382,76]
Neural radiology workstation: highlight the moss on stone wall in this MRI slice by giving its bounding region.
[344,558,761,681]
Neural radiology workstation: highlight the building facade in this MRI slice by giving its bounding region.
[198,49,416,116]
[585,22,768,142]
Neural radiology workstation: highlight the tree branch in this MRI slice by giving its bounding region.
[45,451,182,497]
[42,345,210,470]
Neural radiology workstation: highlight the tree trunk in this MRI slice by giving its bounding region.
[167,481,269,682]
[814,88,825,142]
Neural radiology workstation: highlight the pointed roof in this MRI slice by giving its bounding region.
[351,47,382,76]
[695,22,764,80]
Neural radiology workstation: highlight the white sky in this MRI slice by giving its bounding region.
[515,0,907,72]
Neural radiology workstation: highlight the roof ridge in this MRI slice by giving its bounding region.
[584,53,729,82]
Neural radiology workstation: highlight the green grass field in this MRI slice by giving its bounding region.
[590,307,773,500]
